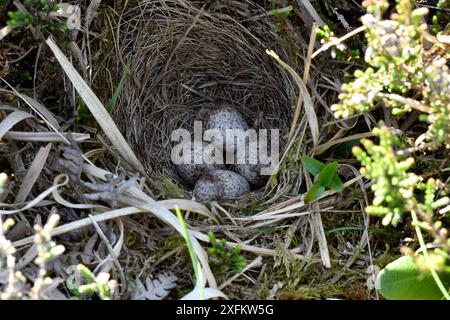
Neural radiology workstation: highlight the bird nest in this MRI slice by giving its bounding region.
[111,0,299,197]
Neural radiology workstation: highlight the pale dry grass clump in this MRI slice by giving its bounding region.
[110,0,297,186]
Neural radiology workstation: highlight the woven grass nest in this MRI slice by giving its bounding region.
[111,0,299,199]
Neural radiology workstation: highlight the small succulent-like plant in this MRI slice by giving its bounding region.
[67,264,117,300]
[207,231,246,275]
[352,125,418,226]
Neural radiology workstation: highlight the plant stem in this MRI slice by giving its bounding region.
[312,25,366,59]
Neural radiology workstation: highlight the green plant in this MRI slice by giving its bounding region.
[301,156,344,203]
[322,0,450,300]
[7,10,32,27]
[352,125,418,226]
[270,1,291,33]
[175,206,205,299]
[207,231,246,275]
[7,0,67,32]
[331,0,450,147]
[354,125,450,299]
[67,264,117,300]
[106,71,127,114]
[377,255,450,300]
[431,0,449,35]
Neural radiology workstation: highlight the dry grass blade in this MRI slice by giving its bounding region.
[0,110,34,139]
[21,94,61,130]
[310,203,331,268]
[218,256,262,290]
[16,245,38,270]
[314,132,374,156]
[0,175,68,215]
[0,25,14,41]
[12,207,140,247]
[15,143,52,203]
[157,199,217,223]
[304,168,330,268]
[13,194,219,290]
[287,23,317,142]
[81,163,213,218]
[11,199,306,260]
[0,82,72,148]
[3,131,90,142]
[181,287,227,300]
[45,37,146,175]
[239,201,307,220]
[266,49,319,146]
[86,0,101,29]
[294,0,325,26]
[89,215,126,295]
[60,163,219,289]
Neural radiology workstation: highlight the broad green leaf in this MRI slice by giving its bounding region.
[305,182,325,203]
[377,255,450,300]
[301,156,325,176]
[317,162,338,186]
[326,174,344,192]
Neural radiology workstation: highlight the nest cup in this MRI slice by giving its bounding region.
[112,0,298,195]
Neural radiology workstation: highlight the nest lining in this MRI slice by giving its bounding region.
[112,0,300,193]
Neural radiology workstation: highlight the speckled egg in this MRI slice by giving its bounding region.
[174,140,225,185]
[193,178,221,202]
[232,138,270,187]
[193,170,250,202]
[197,103,249,154]
[233,163,269,187]
[214,169,251,199]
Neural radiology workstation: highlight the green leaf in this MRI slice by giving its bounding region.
[301,156,325,176]
[106,71,127,113]
[208,231,216,245]
[327,174,344,192]
[377,256,450,300]
[333,139,361,158]
[305,182,326,204]
[317,162,338,186]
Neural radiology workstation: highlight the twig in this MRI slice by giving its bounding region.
[243,6,293,22]
[218,256,262,290]
[312,25,366,59]
[378,93,433,114]
[89,215,127,295]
